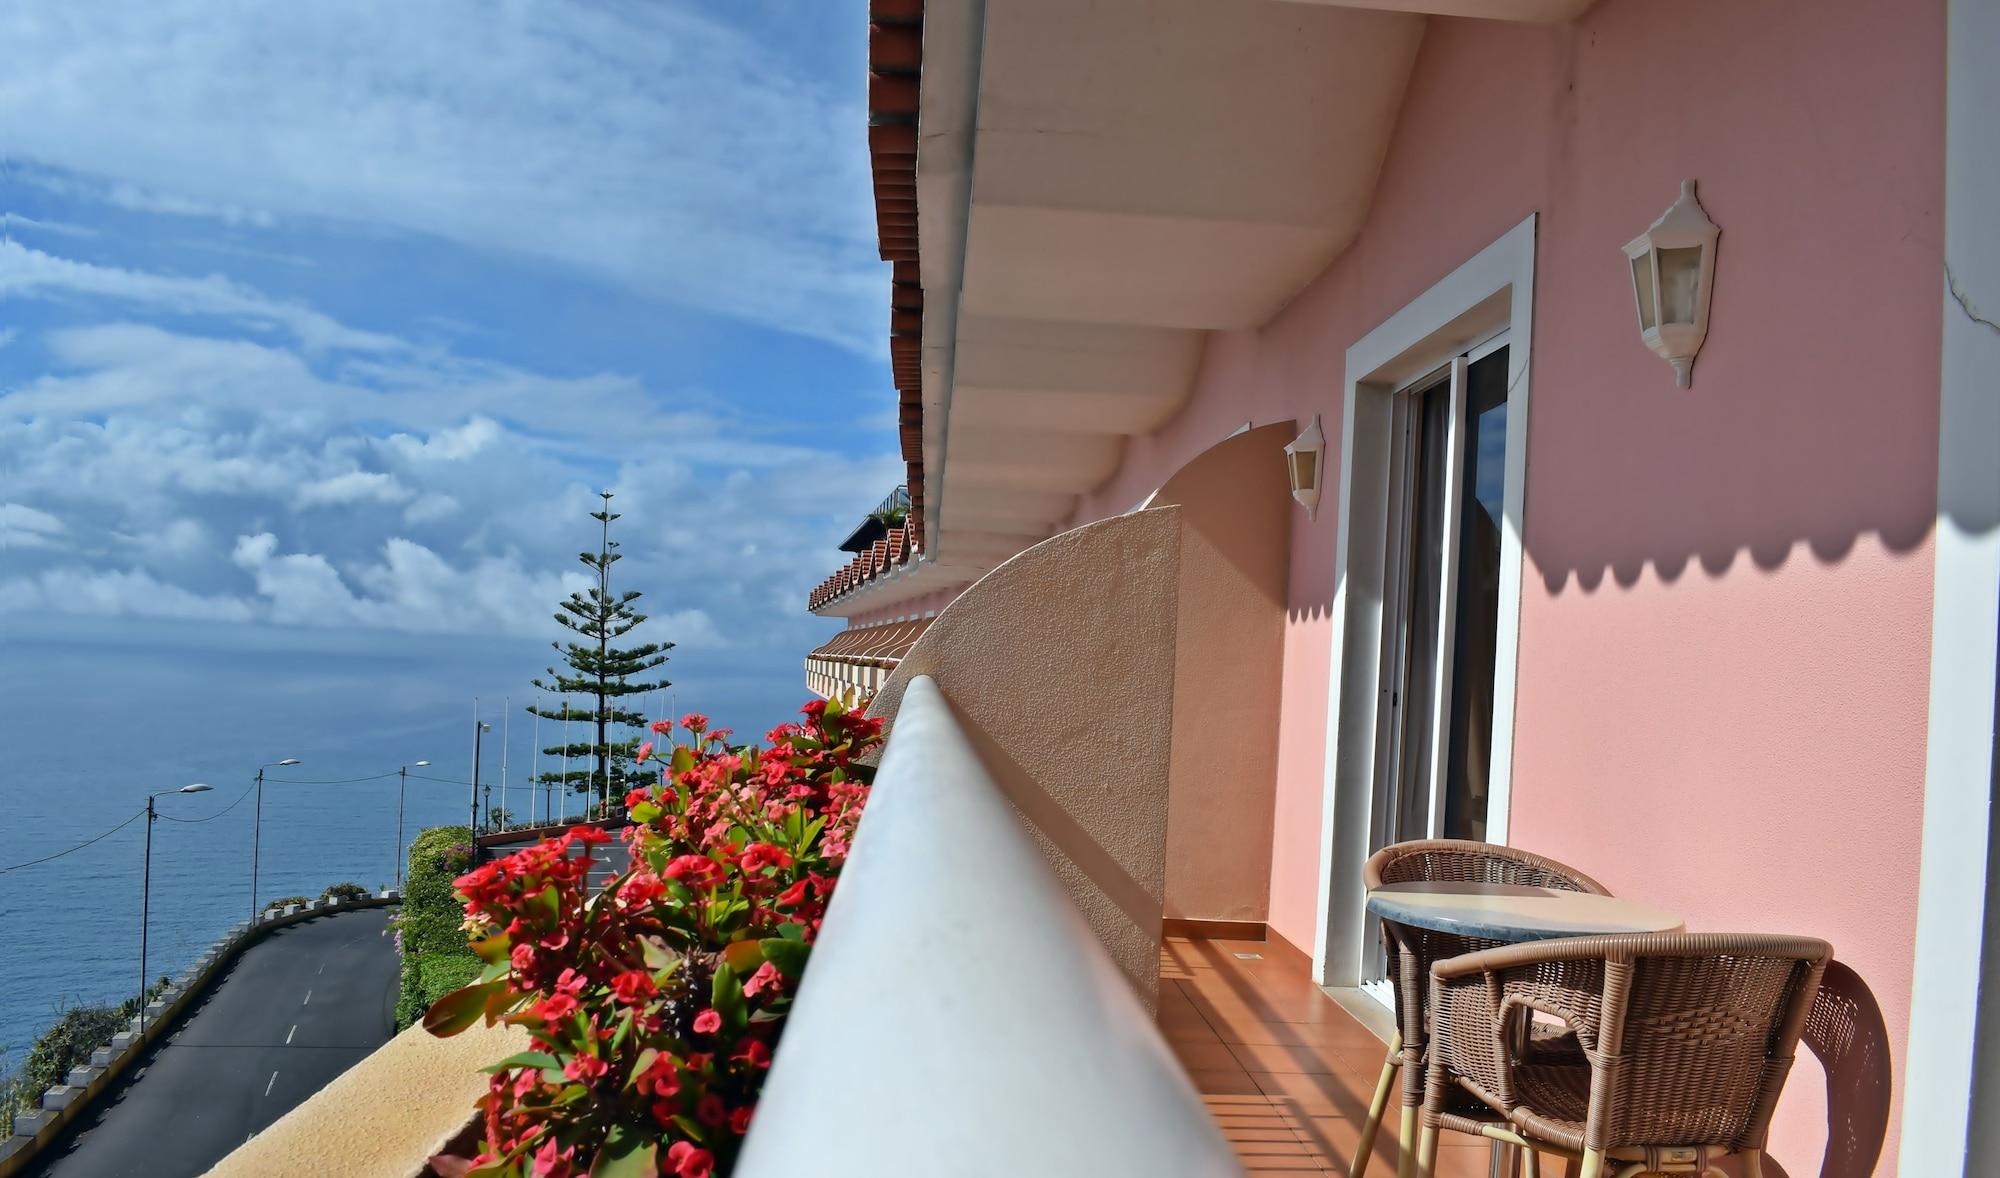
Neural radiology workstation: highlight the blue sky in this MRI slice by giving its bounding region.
[0,1,899,753]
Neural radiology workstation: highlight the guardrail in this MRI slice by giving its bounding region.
[0,890,401,1178]
[736,676,1237,1177]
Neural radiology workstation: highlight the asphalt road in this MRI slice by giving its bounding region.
[28,906,400,1178]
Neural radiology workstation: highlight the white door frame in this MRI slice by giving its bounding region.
[1312,214,1538,987]
[1899,0,2000,1169]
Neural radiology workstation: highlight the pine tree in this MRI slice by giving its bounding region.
[527,492,672,819]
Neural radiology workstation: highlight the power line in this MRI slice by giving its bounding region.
[156,779,258,824]
[406,772,476,787]
[265,771,401,785]
[0,808,144,874]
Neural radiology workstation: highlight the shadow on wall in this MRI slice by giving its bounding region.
[1759,961,1892,1178]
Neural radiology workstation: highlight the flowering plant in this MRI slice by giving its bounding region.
[426,698,881,1178]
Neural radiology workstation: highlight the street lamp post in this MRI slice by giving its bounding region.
[142,784,213,1034]
[250,758,302,925]
[395,760,430,890]
[469,721,492,835]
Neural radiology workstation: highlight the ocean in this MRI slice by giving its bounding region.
[0,617,815,1075]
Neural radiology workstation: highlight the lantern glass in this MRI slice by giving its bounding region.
[1657,246,1703,325]
[1629,252,1657,331]
[1288,449,1317,497]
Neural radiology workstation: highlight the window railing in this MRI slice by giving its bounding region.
[736,675,1237,1176]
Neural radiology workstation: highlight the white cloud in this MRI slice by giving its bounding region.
[0,2,881,354]
[403,493,461,526]
[0,327,16,349]
[0,240,402,352]
[116,517,210,560]
[295,470,413,509]
[0,565,255,622]
[3,212,98,239]
[383,416,499,463]
[1,502,66,550]
[223,531,596,637]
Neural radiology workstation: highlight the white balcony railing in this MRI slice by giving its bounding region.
[738,675,1238,1177]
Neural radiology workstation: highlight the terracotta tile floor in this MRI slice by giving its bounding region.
[1160,935,1502,1178]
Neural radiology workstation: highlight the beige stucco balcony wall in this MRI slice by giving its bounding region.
[870,508,1182,1007]
[1145,423,1293,927]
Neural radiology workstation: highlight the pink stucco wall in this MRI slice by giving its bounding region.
[1067,2,1942,1171]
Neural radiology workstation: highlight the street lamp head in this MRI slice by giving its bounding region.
[412,760,431,767]
[179,783,214,793]
[278,758,302,766]
[479,722,492,733]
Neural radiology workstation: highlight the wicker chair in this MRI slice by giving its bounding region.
[1355,840,1611,1178]
[1417,933,1831,1178]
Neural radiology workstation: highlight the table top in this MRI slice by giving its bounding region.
[1366,880,1684,942]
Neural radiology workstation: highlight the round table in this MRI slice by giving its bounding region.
[1365,880,1684,941]
[1365,881,1683,1178]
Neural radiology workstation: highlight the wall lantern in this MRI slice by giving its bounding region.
[1285,415,1325,519]
[1623,179,1719,388]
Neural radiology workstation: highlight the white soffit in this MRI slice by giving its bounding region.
[1280,0,1596,20]
[919,0,1426,581]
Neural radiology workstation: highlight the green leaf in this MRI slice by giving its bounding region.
[589,1123,657,1178]
[423,978,501,1037]
[482,1051,562,1074]
[712,961,746,1027]
[759,937,810,980]
[470,932,512,964]
[777,922,806,942]
[721,939,765,974]
[671,746,694,774]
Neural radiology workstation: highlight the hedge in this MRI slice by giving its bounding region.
[0,977,168,1128]
[394,825,479,1030]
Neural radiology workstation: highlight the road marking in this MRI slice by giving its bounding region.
[264,1071,278,1097]
[286,1024,296,1044]
[302,990,311,1006]
[318,963,325,975]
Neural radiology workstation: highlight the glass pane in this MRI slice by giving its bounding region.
[1658,246,1703,324]
[1442,348,1509,842]
[1393,380,1452,844]
[1630,253,1657,330]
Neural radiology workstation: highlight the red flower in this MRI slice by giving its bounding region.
[775,879,810,908]
[696,1094,727,1127]
[562,1053,607,1082]
[692,1008,722,1035]
[742,961,782,998]
[533,1135,573,1178]
[737,842,795,873]
[663,854,727,889]
[680,712,709,734]
[650,717,675,735]
[609,970,655,1006]
[535,992,578,1023]
[640,1053,681,1098]
[510,942,536,973]
[616,872,665,907]
[729,1104,755,1135]
[568,824,612,845]
[666,1141,714,1178]
[733,1037,771,1068]
[634,741,654,764]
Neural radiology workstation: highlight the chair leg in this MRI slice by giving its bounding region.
[1522,1147,1541,1178]
[1397,1107,1420,1178]
[1415,1123,1440,1178]
[1575,1149,1606,1178]
[1351,1032,1401,1178]
[1740,1150,1764,1178]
